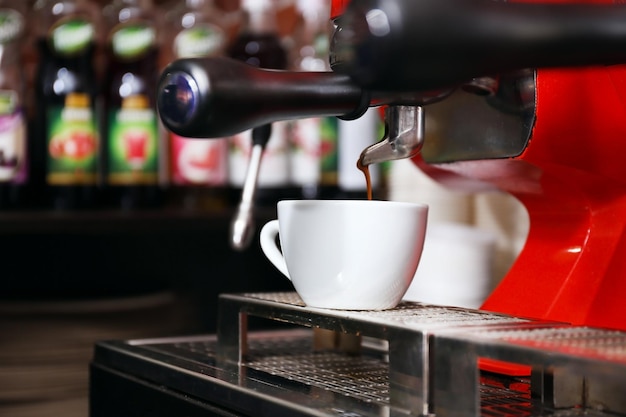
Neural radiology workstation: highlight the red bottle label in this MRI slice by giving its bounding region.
[170,134,228,185]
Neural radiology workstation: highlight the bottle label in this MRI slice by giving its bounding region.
[0,9,24,44]
[46,93,98,185]
[289,118,322,186]
[0,91,26,183]
[50,18,94,55]
[107,96,159,185]
[319,117,338,186]
[170,134,227,185]
[174,24,225,58]
[111,23,156,59]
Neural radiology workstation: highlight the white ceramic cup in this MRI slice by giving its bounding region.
[260,200,429,310]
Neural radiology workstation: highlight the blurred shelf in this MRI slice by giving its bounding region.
[0,205,289,303]
[0,206,277,235]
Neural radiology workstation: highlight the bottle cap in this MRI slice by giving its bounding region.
[241,0,275,32]
[122,95,149,109]
[65,93,90,108]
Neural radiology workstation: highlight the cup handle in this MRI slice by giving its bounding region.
[259,219,290,280]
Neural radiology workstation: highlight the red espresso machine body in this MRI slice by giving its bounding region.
[480,65,626,330]
[331,0,626,332]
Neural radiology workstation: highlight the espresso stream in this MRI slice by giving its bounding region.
[357,159,373,200]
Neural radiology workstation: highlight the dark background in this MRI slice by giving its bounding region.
[0,207,292,333]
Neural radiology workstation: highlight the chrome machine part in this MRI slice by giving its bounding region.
[230,125,272,251]
[216,293,536,416]
[361,70,536,167]
[359,105,425,167]
[421,70,536,164]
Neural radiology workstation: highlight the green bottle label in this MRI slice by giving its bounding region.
[319,117,338,186]
[0,9,23,44]
[107,96,158,185]
[46,94,98,185]
[174,24,225,58]
[50,18,94,55]
[111,23,155,59]
[0,89,16,114]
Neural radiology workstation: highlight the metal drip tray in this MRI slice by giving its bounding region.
[216,292,556,415]
[433,326,626,416]
[231,292,532,329]
[90,292,626,417]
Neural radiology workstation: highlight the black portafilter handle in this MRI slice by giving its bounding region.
[157,57,370,138]
[332,0,626,91]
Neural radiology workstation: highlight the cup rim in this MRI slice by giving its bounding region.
[277,199,428,210]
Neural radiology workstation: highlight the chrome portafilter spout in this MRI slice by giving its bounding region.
[358,105,425,168]
[230,124,272,251]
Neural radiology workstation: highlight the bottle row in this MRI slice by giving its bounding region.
[0,0,385,211]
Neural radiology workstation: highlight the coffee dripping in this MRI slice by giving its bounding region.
[158,0,626,333]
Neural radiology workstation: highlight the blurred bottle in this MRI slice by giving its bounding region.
[337,108,383,199]
[226,0,293,207]
[163,0,230,211]
[227,0,287,69]
[32,0,101,210]
[102,0,162,210]
[288,0,338,199]
[0,1,28,209]
[211,0,244,46]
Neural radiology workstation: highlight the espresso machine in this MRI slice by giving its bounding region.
[90,0,626,416]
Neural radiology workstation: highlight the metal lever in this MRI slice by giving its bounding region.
[157,57,369,138]
[230,124,272,251]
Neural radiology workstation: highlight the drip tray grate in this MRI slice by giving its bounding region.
[247,353,390,404]
[135,331,563,416]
